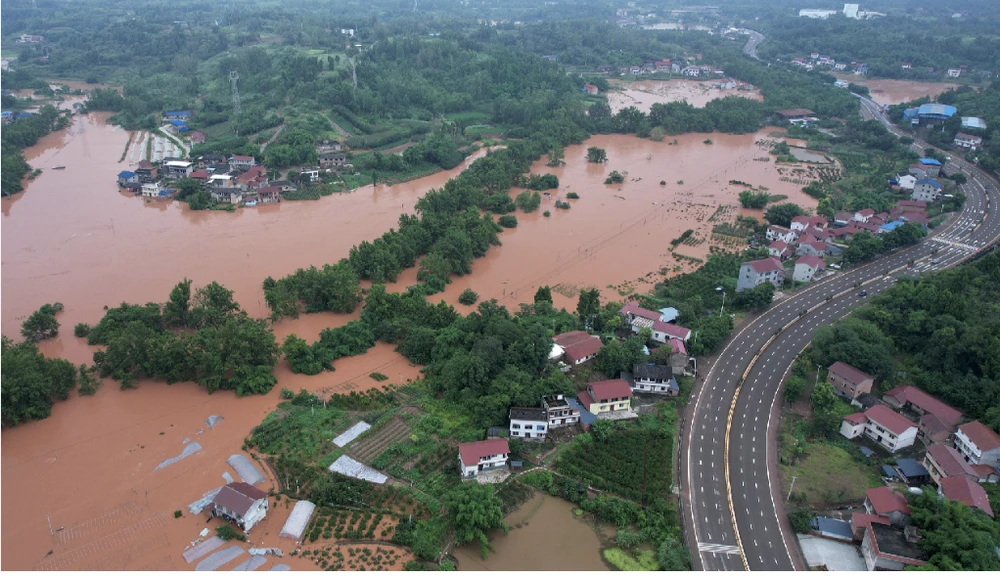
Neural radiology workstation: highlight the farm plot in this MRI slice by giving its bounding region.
[348,408,419,464]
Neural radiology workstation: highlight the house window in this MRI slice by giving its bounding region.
[512,424,520,429]
[536,425,545,431]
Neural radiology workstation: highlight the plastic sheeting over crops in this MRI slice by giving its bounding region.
[183,536,225,564]
[205,415,225,429]
[328,455,387,484]
[230,555,267,571]
[155,442,202,471]
[196,545,245,571]
[269,564,291,571]
[332,421,371,447]
[188,486,223,515]
[278,501,315,540]
[227,454,266,485]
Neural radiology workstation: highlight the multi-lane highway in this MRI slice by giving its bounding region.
[742,30,765,60]
[682,95,1000,570]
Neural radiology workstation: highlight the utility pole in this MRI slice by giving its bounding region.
[786,476,798,502]
[229,70,242,134]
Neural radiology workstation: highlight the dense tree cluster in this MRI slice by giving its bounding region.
[1,104,70,195]
[1,337,77,426]
[907,489,1000,571]
[87,280,280,395]
[841,223,927,266]
[21,303,64,343]
[811,252,1000,422]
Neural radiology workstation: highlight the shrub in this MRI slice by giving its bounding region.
[543,210,551,217]
[566,192,579,199]
[515,191,541,212]
[660,180,666,185]
[74,323,91,338]
[173,510,183,518]
[555,201,571,210]
[370,372,389,382]
[216,524,247,542]
[604,171,624,184]
[497,215,518,228]
[458,289,478,305]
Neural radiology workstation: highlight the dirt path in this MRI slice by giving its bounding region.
[259,124,286,151]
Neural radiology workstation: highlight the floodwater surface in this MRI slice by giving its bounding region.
[453,492,608,571]
[836,76,959,106]
[1,109,817,570]
[607,79,763,113]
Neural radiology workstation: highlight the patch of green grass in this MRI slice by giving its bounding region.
[602,548,659,571]
[780,440,881,508]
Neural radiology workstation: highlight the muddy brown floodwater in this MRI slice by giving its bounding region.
[834,76,959,106]
[453,492,608,571]
[1,107,816,570]
[607,79,763,113]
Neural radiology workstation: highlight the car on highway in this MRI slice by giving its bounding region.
[858,290,867,297]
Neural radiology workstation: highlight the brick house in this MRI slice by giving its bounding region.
[827,361,875,399]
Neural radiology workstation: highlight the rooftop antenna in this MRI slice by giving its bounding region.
[229,70,242,134]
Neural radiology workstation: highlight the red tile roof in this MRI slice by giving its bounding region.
[857,208,875,217]
[796,255,825,270]
[850,513,890,533]
[190,169,208,179]
[834,211,853,222]
[669,339,687,356]
[458,438,509,466]
[652,320,691,341]
[843,412,867,426]
[866,486,911,515]
[972,464,998,479]
[746,257,783,274]
[768,225,792,234]
[577,390,595,410]
[588,379,632,402]
[232,155,255,162]
[768,240,788,252]
[939,476,993,517]
[553,331,593,348]
[563,336,603,364]
[927,444,977,478]
[919,413,953,437]
[883,386,963,427]
[618,301,660,321]
[213,482,267,517]
[958,421,1000,452]
[828,361,873,387]
[865,405,917,436]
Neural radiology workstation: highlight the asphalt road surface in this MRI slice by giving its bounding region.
[742,30,765,60]
[682,95,1000,570]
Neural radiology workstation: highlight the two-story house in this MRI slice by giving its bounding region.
[458,438,509,478]
[766,225,799,244]
[939,476,994,518]
[542,394,581,429]
[790,215,827,232]
[626,364,678,396]
[923,444,977,487]
[883,386,964,444]
[578,380,632,414]
[911,179,942,202]
[827,361,875,400]
[840,405,918,452]
[117,170,139,186]
[954,421,1000,468]
[768,240,791,260]
[229,155,257,171]
[161,159,193,179]
[953,132,983,149]
[736,257,785,292]
[134,160,158,183]
[863,486,911,527]
[509,407,548,441]
[141,181,162,198]
[792,255,825,283]
[552,331,604,366]
[915,158,942,177]
[211,482,269,534]
[795,239,827,257]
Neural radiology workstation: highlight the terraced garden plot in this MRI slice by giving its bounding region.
[53,501,143,546]
[348,407,419,464]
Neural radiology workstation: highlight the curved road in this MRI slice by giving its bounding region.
[682,95,1000,569]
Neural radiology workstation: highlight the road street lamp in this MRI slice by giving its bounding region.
[716,286,727,316]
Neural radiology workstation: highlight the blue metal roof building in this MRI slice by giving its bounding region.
[811,517,854,542]
[895,458,930,483]
[918,157,942,166]
[879,221,906,233]
[917,103,957,120]
[915,178,942,189]
[164,110,192,119]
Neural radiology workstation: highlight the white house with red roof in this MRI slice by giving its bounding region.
[552,331,603,366]
[841,405,918,452]
[229,155,257,171]
[618,303,690,344]
[852,208,876,223]
[211,482,269,533]
[768,240,791,260]
[795,239,828,257]
[864,486,911,526]
[766,225,799,244]
[793,255,826,283]
[939,476,994,518]
[954,421,1000,468]
[736,257,785,292]
[578,379,632,414]
[883,386,963,443]
[790,215,827,232]
[458,438,510,478]
[923,444,978,486]
[827,361,874,399]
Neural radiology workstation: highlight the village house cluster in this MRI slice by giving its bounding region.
[801,359,1000,569]
[115,110,351,206]
[744,196,936,294]
[456,304,692,481]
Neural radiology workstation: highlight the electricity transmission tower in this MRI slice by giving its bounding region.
[229,70,242,134]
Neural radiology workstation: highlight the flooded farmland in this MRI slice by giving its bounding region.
[453,492,608,571]
[1,105,818,570]
[835,76,959,106]
[607,79,763,113]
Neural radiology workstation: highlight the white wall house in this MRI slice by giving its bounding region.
[211,482,269,534]
[911,180,942,202]
[954,421,1000,468]
[458,439,509,478]
[509,407,548,442]
[953,133,983,149]
[141,181,162,198]
[841,405,918,453]
[793,255,826,283]
[628,364,678,396]
[736,257,785,292]
[542,394,580,428]
[766,225,799,244]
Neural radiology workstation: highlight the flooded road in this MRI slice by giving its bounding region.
[453,492,608,571]
[835,76,959,106]
[1,109,816,570]
[608,79,763,113]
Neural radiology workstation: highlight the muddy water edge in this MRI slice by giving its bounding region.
[2,108,816,570]
[452,491,612,571]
